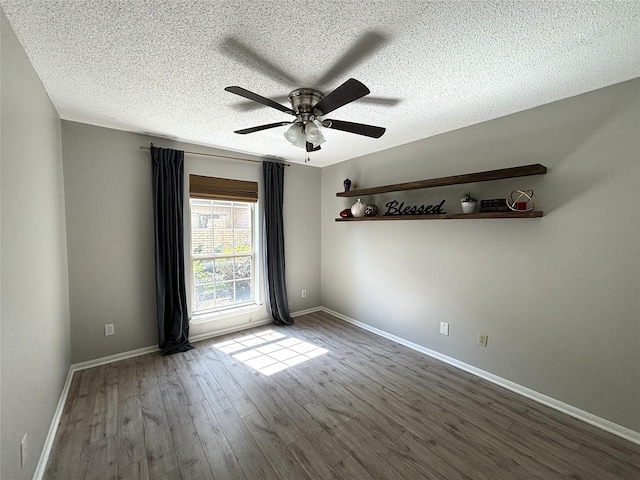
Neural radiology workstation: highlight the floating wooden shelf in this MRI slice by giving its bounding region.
[335,211,543,221]
[336,164,547,198]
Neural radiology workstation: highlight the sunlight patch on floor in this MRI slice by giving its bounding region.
[212,329,329,376]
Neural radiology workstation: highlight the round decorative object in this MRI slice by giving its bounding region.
[351,198,366,217]
[507,190,538,212]
[343,178,352,192]
[339,208,353,218]
[364,204,378,216]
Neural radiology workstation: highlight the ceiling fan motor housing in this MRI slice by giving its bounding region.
[288,88,324,123]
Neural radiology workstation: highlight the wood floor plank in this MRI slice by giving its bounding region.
[332,454,375,480]
[344,414,440,480]
[91,367,118,444]
[69,367,104,429]
[241,364,324,435]
[117,392,146,470]
[327,416,409,480]
[85,435,118,480]
[117,358,139,399]
[288,430,349,479]
[159,380,213,480]
[43,426,92,480]
[242,411,311,479]
[117,458,150,480]
[166,354,206,406]
[189,356,233,414]
[44,312,640,480]
[188,401,246,480]
[216,407,280,480]
[153,468,182,480]
[134,353,178,479]
[200,351,258,418]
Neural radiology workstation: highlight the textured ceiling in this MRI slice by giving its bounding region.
[2,1,639,167]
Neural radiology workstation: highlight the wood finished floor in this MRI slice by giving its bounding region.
[45,311,640,480]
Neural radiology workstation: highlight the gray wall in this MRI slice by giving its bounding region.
[1,9,71,479]
[321,79,640,432]
[62,121,321,363]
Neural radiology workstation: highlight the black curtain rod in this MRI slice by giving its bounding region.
[139,145,290,167]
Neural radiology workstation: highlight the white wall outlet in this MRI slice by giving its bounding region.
[440,322,449,336]
[21,433,27,468]
[288,300,292,309]
[104,324,115,336]
[301,290,307,298]
[478,334,488,347]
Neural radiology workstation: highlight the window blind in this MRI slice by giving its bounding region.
[189,174,258,203]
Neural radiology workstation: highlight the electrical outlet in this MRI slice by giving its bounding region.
[288,301,292,309]
[440,322,449,336]
[301,290,307,298]
[21,434,27,468]
[104,324,115,336]
[478,334,488,347]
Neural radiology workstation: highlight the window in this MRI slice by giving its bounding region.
[189,175,258,316]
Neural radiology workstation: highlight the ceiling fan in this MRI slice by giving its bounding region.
[225,78,386,153]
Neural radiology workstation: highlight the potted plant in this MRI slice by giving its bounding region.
[460,192,478,214]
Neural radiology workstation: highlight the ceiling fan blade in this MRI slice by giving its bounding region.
[316,31,388,87]
[232,94,290,112]
[313,78,370,116]
[322,119,386,138]
[225,86,294,115]
[220,37,300,86]
[306,142,321,152]
[234,121,293,135]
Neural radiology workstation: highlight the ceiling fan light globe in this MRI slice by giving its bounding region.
[305,121,326,147]
[284,124,306,148]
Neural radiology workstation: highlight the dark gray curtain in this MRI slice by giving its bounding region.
[151,145,194,355]
[263,161,293,325]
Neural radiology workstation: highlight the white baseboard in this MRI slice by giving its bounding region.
[292,306,323,317]
[33,368,74,480]
[320,306,640,446]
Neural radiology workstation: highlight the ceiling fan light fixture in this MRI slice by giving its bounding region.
[284,123,306,148]
[305,121,326,147]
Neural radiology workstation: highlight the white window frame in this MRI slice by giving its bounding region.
[187,198,260,321]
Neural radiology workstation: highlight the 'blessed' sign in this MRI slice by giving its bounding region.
[383,199,446,216]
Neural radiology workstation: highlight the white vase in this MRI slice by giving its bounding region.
[351,198,366,217]
[461,201,476,214]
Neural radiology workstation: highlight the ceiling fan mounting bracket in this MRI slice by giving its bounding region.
[288,88,325,118]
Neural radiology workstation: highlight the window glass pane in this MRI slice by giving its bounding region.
[215,258,234,282]
[194,284,215,311]
[233,206,251,228]
[191,201,212,256]
[193,260,213,285]
[234,230,251,253]
[212,205,232,254]
[234,257,251,280]
[235,280,251,303]
[233,205,251,253]
[215,282,234,307]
